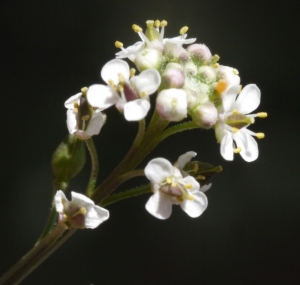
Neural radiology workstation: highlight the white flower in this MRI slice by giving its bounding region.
[144,157,208,219]
[101,59,161,121]
[115,20,196,61]
[156,88,188,122]
[65,86,118,139]
[54,190,109,229]
[215,84,267,162]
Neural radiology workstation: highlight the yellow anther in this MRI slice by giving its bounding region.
[233,109,239,115]
[250,117,255,124]
[154,20,160,28]
[234,147,242,153]
[257,112,268,118]
[81,87,88,94]
[167,177,172,184]
[196,175,205,180]
[146,20,154,28]
[140,91,147,97]
[115,41,123,48]
[71,207,87,218]
[232,127,239,133]
[185,183,193,189]
[132,24,142,33]
[160,20,167,27]
[193,164,199,173]
[176,196,184,203]
[180,26,188,35]
[233,68,239,75]
[118,73,126,84]
[256,133,265,139]
[216,79,228,94]
[130,68,136,78]
[108,79,115,86]
[213,63,219,68]
[186,194,194,201]
[81,115,89,121]
[117,85,124,92]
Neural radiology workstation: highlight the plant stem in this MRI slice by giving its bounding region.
[85,138,99,197]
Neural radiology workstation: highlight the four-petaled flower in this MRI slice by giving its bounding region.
[54,190,109,229]
[144,156,208,219]
[101,59,161,121]
[215,84,267,162]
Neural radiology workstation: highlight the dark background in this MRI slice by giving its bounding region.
[1,0,299,284]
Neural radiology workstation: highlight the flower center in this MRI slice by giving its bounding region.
[226,112,253,129]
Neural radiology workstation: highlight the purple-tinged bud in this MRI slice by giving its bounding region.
[167,46,190,63]
[184,62,198,76]
[186,44,212,64]
[161,64,185,89]
[190,102,218,129]
[198,66,216,84]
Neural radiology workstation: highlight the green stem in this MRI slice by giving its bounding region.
[0,225,70,285]
[101,184,151,207]
[85,138,99,197]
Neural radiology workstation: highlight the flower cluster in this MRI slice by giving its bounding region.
[64,19,267,162]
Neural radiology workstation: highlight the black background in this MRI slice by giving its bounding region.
[1,0,299,284]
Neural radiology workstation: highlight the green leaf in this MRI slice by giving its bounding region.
[51,134,86,190]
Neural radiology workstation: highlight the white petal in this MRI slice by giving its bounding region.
[234,84,261,114]
[123,99,150,121]
[164,35,196,45]
[71,191,95,206]
[220,130,234,161]
[222,85,240,113]
[180,191,208,218]
[177,151,197,169]
[87,84,119,110]
[66,109,78,134]
[145,192,172,219]
[130,69,161,96]
[101,59,130,85]
[200,183,212,193]
[115,42,144,61]
[84,205,109,229]
[233,129,258,162]
[54,190,67,213]
[85,111,105,136]
[145,158,173,184]
[181,176,200,193]
[64,93,81,109]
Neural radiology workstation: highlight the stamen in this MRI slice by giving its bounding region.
[233,109,239,115]
[118,73,125,84]
[115,41,123,48]
[71,207,87,218]
[160,20,167,27]
[186,194,194,201]
[154,20,160,28]
[233,68,239,75]
[256,133,265,139]
[184,183,193,189]
[132,24,143,33]
[108,79,115,86]
[117,85,124,92]
[257,112,268,118]
[130,68,136,78]
[234,147,242,153]
[196,175,205,180]
[180,26,188,35]
[193,164,199,173]
[140,91,147,97]
[232,127,239,133]
[167,177,172,184]
[216,79,228,94]
[213,63,219,68]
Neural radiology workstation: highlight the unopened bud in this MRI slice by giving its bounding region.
[161,65,185,89]
[186,44,212,64]
[198,66,216,84]
[134,48,163,72]
[190,102,218,129]
[184,62,198,76]
[167,46,190,63]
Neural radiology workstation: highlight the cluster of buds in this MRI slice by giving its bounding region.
[64,19,267,164]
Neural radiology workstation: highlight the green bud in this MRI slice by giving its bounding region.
[51,134,86,190]
[183,161,222,186]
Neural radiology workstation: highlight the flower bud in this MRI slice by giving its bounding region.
[134,48,162,72]
[167,46,190,63]
[186,44,212,64]
[161,64,185,89]
[190,102,218,129]
[156,88,187,122]
[184,62,198,76]
[198,66,216,84]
